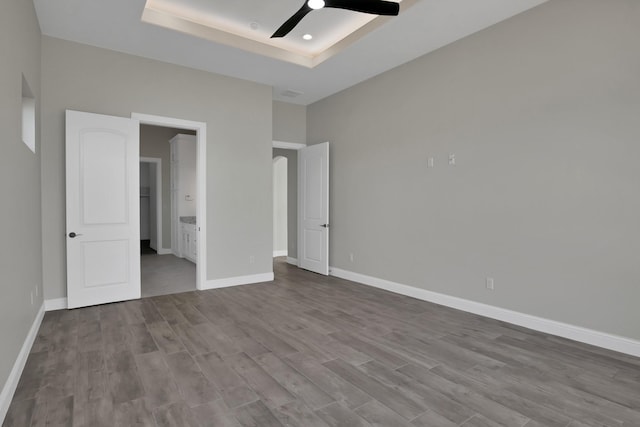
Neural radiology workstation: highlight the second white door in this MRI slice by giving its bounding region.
[298,142,329,275]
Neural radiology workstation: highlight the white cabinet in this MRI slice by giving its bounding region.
[181,222,197,263]
[169,134,197,257]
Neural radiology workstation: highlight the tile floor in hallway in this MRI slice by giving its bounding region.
[141,253,196,298]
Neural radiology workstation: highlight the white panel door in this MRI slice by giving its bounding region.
[298,142,329,275]
[66,110,140,308]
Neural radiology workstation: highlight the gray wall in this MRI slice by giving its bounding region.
[273,101,306,144]
[140,125,196,251]
[273,149,298,259]
[41,37,273,300]
[0,0,43,399]
[308,0,640,340]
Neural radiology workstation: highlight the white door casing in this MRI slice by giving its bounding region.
[132,113,207,290]
[298,142,329,275]
[66,110,141,308]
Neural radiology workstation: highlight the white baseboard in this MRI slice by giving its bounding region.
[156,248,174,255]
[44,298,67,311]
[273,250,288,257]
[286,257,298,266]
[0,303,45,424]
[202,272,274,290]
[330,267,640,358]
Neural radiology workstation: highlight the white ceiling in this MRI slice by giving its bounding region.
[33,0,548,105]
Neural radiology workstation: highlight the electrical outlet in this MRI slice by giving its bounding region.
[486,277,494,290]
[349,253,354,263]
[249,255,255,264]
[448,154,456,166]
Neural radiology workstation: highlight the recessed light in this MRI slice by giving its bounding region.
[249,22,259,30]
[303,34,313,41]
[307,0,325,10]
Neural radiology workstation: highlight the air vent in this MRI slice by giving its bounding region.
[281,89,304,98]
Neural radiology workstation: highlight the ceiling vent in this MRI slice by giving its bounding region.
[281,89,304,98]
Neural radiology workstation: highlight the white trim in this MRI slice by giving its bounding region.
[273,140,306,150]
[156,248,174,255]
[44,297,68,311]
[203,272,274,290]
[273,250,288,257]
[140,157,162,252]
[133,113,207,292]
[329,267,640,358]
[286,257,298,266]
[0,303,45,424]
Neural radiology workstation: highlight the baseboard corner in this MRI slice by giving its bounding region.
[44,297,68,311]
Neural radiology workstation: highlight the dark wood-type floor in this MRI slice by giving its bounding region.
[5,259,640,427]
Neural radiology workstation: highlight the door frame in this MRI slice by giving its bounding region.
[133,113,207,290]
[139,157,163,253]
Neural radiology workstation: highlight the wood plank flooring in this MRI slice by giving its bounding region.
[4,259,640,426]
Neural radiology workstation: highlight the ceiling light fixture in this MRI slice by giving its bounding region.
[307,0,325,10]
[272,0,399,38]
[303,34,313,40]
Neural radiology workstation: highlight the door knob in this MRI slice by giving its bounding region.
[68,232,82,238]
[320,224,329,228]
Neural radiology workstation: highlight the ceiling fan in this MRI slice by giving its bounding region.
[271,0,400,38]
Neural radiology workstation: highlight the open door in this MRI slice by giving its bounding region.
[66,110,141,308]
[298,142,329,275]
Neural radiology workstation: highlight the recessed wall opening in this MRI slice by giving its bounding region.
[21,74,35,153]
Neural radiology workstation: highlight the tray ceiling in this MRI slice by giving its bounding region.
[33,0,549,105]
[143,0,411,67]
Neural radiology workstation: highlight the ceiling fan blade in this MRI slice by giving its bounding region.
[325,0,400,16]
[271,3,313,38]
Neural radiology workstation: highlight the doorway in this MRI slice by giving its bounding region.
[271,141,329,276]
[272,143,302,268]
[138,126,198,297]
[134,113,207,295]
